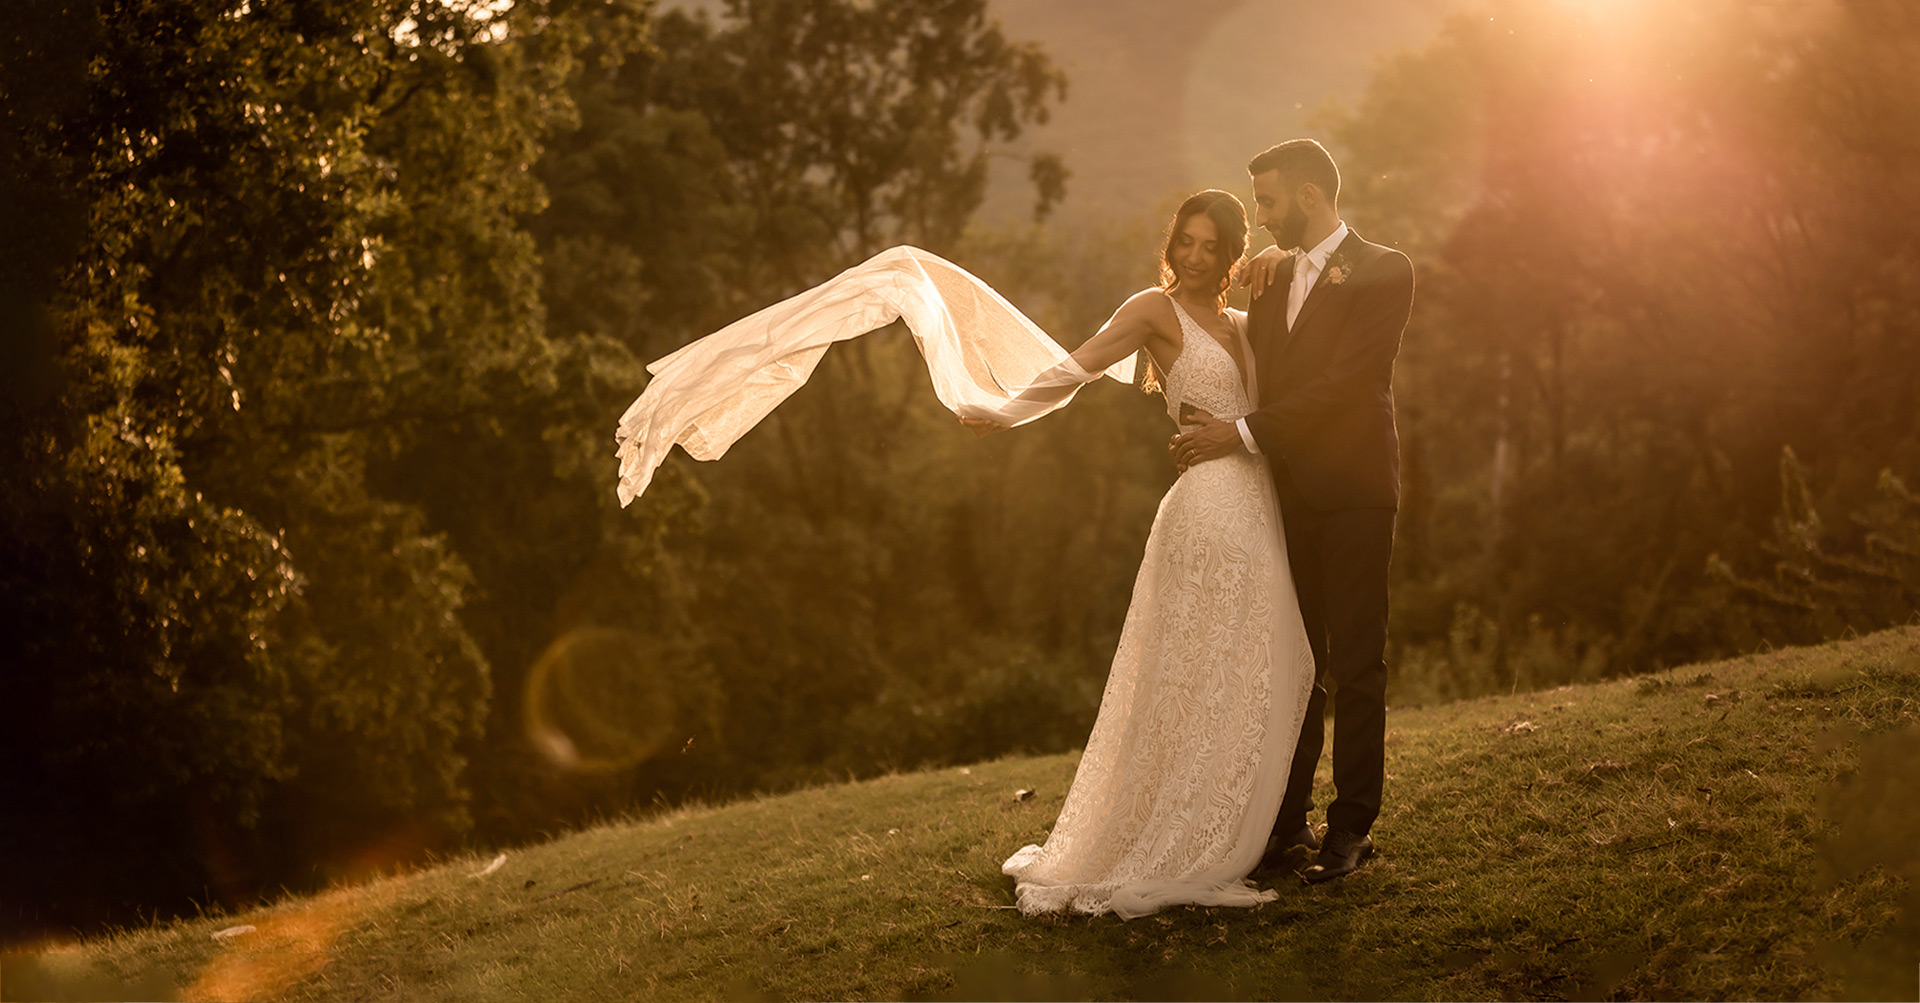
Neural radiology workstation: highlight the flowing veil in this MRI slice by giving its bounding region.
[615,245,1135,506]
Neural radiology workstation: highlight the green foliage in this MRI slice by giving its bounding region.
[532,0,1069,358]
[1,0,592,930]
[1707,447,1920,647]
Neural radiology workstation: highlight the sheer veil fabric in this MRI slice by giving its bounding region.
[613,247,1314,920]
[615,246,1131,506]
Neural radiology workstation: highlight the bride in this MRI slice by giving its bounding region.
[964,191,1314,918]
[613,190,1314,919]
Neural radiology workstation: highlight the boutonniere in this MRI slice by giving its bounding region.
[1322,254,1353,286]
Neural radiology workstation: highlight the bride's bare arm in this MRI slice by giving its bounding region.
[961,290,1174,434]
[1066,289,1175,373]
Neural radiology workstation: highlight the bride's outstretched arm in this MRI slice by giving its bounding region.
[619,247,1168,505]
[960,290,1169,435]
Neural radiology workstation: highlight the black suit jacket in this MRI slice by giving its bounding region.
[1243,228,1414,511]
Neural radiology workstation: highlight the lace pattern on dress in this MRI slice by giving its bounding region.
[1001,297,1317,919]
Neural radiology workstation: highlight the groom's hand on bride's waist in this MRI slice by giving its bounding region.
[1171,407,1241,472]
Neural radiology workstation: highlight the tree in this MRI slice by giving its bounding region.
[0,0,594,931]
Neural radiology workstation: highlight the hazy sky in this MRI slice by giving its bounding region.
[978,0,1468,226]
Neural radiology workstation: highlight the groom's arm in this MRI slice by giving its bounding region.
[1241,250,1413,460]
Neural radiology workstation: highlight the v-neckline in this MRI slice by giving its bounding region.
[1169,298,1251,396]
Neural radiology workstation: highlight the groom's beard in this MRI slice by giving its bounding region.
[1273,200,1309,250]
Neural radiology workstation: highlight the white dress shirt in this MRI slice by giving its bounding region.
[1236,221,1350,456]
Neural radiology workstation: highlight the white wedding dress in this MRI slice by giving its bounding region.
[612,247,1314,920]
[998,301,1315,919]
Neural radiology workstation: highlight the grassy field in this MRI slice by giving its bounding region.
[7,628,1919,1002]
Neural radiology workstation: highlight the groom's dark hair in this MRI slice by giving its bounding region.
[1248,139,1341,205]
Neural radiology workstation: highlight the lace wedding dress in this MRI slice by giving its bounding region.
[612,247,1314,920]
[999,301,1316,919]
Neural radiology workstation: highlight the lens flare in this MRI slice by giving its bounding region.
[523,628,678,773]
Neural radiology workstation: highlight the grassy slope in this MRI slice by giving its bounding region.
[11,628,1919,1002]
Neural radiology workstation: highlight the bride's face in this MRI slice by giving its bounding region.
[1171,214,1224,291]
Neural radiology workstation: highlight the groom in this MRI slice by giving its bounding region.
[1172,139,1414,883]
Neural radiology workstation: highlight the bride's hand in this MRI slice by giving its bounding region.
[959,414,1006,438]
[1239,245,1288,299]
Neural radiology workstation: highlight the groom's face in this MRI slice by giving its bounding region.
[1250,170,1309,250]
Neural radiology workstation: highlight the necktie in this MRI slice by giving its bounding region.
[1286,254,1316,330]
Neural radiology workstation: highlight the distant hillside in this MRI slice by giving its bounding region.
[10,627,1917,1001]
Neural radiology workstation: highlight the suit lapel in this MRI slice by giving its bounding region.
[1279,229,1367,354]
[1249,254,1298,360]
[1286,230,1365,338]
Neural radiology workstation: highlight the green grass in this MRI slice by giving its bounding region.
[9,628,1920,1002]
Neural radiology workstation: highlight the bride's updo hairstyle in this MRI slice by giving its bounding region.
[1159,189,1248,306]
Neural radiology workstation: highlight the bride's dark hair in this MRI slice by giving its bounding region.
[1141,189,1247,394]
[1159,189,1248,305]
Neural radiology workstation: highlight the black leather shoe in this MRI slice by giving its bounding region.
[1301,830,1372,884]
[1256,824,1320,872]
